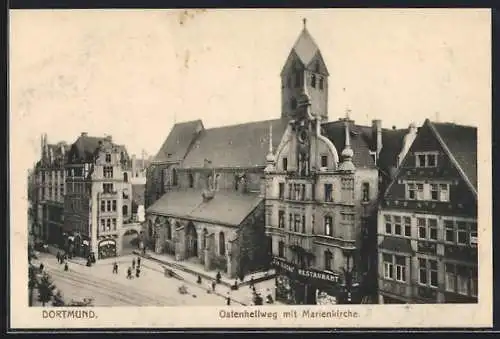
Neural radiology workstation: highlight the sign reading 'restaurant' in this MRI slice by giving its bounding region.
[271,257,340,283]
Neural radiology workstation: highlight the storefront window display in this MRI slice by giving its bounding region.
[276,275,294,304]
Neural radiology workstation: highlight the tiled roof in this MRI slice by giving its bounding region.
[430,121,477,191]
[378,128,408,173]
[153,120,202,163]
[146,190,263,226]
[182,118,289,169]
[321,120,376,169]
[68,135,130,164]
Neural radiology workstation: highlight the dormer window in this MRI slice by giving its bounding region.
[415,152,438,168]
[321,155,328,168]
[105,154,111,163]
[319,77,324,90]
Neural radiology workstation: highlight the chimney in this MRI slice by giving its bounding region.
[372,119,383,158]
[81,132,88,137]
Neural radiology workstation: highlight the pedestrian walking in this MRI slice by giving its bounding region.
[137,257,141,267]
[136,267,141,278]
[142,247,146,255]
[196,275,202,284]
[249,276,255,289]
[64,262,68,272]
[39,263,44,272]
[211,281,216,292]
[127,267,132,279]
[132,258,136,270]
[216,271,221,284]
[56,252,61,263]
[112,262,118,274]
[226,296,231,305]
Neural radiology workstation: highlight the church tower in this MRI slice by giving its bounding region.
[280,18,329,122]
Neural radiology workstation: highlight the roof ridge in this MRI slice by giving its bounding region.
[430,121,477,129]
[203,118,283,131]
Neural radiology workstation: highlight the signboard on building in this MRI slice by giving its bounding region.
[271,256,340,283]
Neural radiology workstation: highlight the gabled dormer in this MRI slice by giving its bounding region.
[382,119,477,218]
[281,19,329,122]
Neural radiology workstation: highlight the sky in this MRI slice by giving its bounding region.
[10,9,491,170]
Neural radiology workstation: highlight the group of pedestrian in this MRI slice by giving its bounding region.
[114,256,142,279]
[56,251,69,272]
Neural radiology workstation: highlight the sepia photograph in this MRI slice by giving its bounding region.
[10,8,492,329]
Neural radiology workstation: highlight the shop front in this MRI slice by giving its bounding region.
[98,239,117,259]
[271,257,342,305]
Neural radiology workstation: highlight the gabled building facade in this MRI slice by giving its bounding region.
[63,133,133,260]
[377,119,478,304]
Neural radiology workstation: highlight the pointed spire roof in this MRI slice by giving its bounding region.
[291,19,321,67]
[265,122,276,173]
[339,110,356,172]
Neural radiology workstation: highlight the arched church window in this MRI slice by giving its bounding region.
[311,74,316,88]
[188,173,194,188]
[219,232,225,256]
[294,71,301,88]
[290,97,297,110]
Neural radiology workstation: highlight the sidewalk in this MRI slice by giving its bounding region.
[133,250,276,287]
[134,250,280,306]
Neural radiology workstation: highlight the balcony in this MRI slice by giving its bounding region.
[265,225,286,237]
[286,231,314,252]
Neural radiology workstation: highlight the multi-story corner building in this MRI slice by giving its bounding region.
[378,119,477,304]
[63,133,133,260]
[32,134,69,245]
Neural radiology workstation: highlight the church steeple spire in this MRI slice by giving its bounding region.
[280,19,329,122]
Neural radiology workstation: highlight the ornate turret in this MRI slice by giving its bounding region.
[264,122,276,173]
[339,109,356,172]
